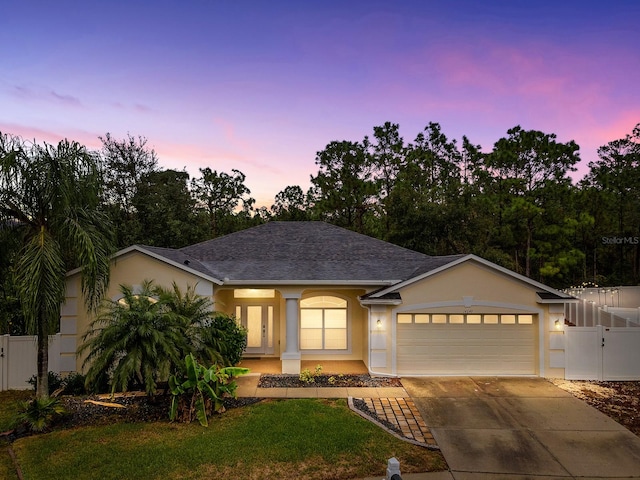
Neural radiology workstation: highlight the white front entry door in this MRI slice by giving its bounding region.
[238,305,274,355]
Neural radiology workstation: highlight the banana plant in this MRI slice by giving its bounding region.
[168,353,248,426]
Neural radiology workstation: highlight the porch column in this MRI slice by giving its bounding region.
[281,293,301,374]
[369,305,389,372]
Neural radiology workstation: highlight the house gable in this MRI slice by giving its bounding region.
[395,260,547,312]
[366,254,572,305]
[107,249,216,295]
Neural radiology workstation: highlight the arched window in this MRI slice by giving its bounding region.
[300,296,348,350]
[117,295,158,307]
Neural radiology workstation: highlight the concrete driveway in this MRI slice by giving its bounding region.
[402,377,640,479]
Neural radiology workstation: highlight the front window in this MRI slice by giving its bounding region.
[300,296,347,350]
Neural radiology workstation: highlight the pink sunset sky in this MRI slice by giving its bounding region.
[1,1,638,207]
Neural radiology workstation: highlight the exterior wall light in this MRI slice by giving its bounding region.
[554,319,562,330]
[376,319,383,329]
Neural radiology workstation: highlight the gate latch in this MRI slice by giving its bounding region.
[602,338,605,348]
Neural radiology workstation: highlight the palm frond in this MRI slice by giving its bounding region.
[14,228,66,335]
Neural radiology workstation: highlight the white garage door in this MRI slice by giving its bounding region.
[396,313,536,375]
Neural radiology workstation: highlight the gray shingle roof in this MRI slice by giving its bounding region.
[140,245,214,279]
[173,221,463,283]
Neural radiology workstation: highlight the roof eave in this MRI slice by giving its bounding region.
[359,298,403,306]
[536,295,579,304]
[536,299,578,304]
[221,279,400,286]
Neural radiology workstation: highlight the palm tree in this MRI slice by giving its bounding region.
[80,281,248,395]
[79,281,189,395]
[0,132,114,399]
[157,282,248,367]
[157,282,225,366]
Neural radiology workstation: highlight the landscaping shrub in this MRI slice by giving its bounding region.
[168,353,248,426]
[299,364,323,383]
[208,313,247,366]
[27,371,64,395]
[62,372,87,396]
[15,397,66,432]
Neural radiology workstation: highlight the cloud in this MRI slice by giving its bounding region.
[134,104,153,113]
[571,111,640,157]
[110,102,154,114]
[11,85,33,99]
[0,122,102,150]
[10,84,83,107]
[50,90,82,106]
[151,134,284,178]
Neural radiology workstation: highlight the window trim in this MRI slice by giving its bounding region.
[299,294,351,353]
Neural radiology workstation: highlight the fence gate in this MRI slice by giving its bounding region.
[0,335,7,391]
[0,334,62,391]
[565,326,640,380]
[603,327,640,380]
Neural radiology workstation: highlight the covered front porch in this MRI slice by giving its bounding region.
[236,359,369,375]
[216,287,372,374]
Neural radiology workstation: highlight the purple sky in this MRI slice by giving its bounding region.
[2,1,639,206]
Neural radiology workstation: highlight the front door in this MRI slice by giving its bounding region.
[238,305,274,355]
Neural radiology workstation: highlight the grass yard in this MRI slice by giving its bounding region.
[0,439,19,480]
[8,398,446,480]
[1,390,33,480]
[0,390,33,432]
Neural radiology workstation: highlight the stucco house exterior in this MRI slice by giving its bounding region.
[61,221,574,377]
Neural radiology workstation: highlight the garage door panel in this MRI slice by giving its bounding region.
[397,321,535,375]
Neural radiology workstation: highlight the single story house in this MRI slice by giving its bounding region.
[61,221,574,377]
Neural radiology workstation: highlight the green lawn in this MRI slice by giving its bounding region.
[1,390,33,480]
[6,398,445,480]
[0,390,33,432]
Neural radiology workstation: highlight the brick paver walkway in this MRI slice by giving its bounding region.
[359,397,437,447]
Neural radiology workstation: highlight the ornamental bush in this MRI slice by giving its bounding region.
[208,313,247,366]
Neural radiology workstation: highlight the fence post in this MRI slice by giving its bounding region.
[0,335,8,391]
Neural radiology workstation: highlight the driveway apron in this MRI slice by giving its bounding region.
[403,377,640,479]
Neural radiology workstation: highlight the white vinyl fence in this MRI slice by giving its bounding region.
[563,302,640,380]
[0,334,61,391]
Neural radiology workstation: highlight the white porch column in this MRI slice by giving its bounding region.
[281,293,301,374]
[369,305,389,371]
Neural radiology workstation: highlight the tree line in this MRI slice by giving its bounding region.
[1,122,639,335]
[306,122,640,290]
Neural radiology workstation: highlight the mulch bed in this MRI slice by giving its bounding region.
[54,395,262,430]
[258,374,403,388]
[551,379,640,436]
[59,394,172,427]
[4,374,401,438]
